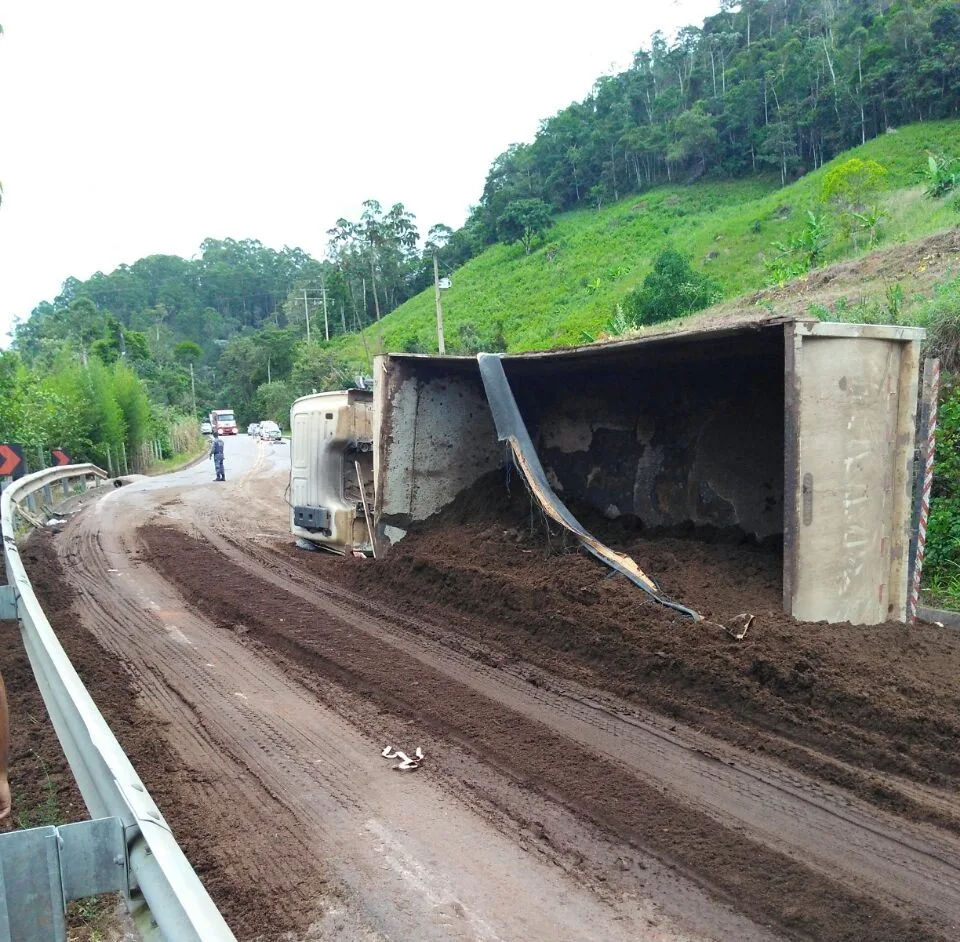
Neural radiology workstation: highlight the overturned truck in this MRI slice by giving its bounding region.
[293,317,925,626]
[290,388,376,555]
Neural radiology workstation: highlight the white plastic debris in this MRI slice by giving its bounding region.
[382,744,425,771]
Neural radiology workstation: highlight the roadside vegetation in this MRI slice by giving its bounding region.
[0,326,204,474]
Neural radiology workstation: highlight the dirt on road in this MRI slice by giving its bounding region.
[141,511,959,942]
[11,533,325,940]
[283,473,960,823]
[12,446,960,942]
[42,450,696,942]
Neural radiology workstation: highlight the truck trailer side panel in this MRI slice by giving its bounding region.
[372,319,924,625]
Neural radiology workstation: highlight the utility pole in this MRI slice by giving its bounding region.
[320,273,330,342]
[369,258,381,321]
[433,253,446,355]
[302,287,311,343]
[190,362,197,418]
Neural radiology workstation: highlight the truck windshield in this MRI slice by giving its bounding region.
[217,413,235,423]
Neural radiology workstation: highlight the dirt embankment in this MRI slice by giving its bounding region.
[1,548,87,833]
[286,473,960,817]
[7,533,307,941]
[2,543,128,939]
[141,520,950,942]
[746,225,960,319]
[632,226,960,338]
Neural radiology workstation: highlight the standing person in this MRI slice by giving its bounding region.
[210,430,225,482]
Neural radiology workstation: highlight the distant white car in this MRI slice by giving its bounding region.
[258,420,282,442]
[200,420,213,434]
[247,423,260,437]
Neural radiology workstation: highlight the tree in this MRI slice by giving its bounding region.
[111,361,153,457]
[91,316,150,365]
[496,199,553,254]
[922,152,958,199]
[425,224,454,254]
[820,157,887,240]
[765,212,832,283]
[668,103,718,168]
[258,327,297,384]
[0,350,26,441]
[624,250,720,326]
[291,345,351,394]
[326,200,421,323]
[66,297,105,365]
[173,340,204,365]
[254,379,296,426]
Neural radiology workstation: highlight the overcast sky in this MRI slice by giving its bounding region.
[0,0,721,342]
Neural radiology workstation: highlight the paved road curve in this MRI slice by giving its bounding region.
[58,435,758,941]
[43,433,960,942]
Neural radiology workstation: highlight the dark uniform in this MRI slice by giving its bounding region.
[211,434,225,481]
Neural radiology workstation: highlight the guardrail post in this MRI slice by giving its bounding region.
[0,817,130,941]
[0,825,68,940]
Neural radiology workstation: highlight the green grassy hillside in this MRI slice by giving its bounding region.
[333,120,960,366]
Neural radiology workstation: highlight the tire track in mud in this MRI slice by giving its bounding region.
[188,522,960,935]
[267,538,960,845]
[142,520,956,942]
[55,474,694,942]
[55,519,336,938]
[65,527,373,829]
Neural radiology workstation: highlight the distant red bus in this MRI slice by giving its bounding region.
[209,409,238,435]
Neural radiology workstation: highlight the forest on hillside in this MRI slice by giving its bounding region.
[468,0,960,245]
[5,0,960,462]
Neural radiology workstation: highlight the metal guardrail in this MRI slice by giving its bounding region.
[1,464,236,941]
[1,816,128,939]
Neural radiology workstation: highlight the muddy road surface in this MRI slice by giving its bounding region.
[21,434,960,941]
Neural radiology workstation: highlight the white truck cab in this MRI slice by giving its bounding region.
[289,389,375,554]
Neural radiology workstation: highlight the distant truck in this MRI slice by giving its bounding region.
[290,389,374,555]
[209,409,238,436]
